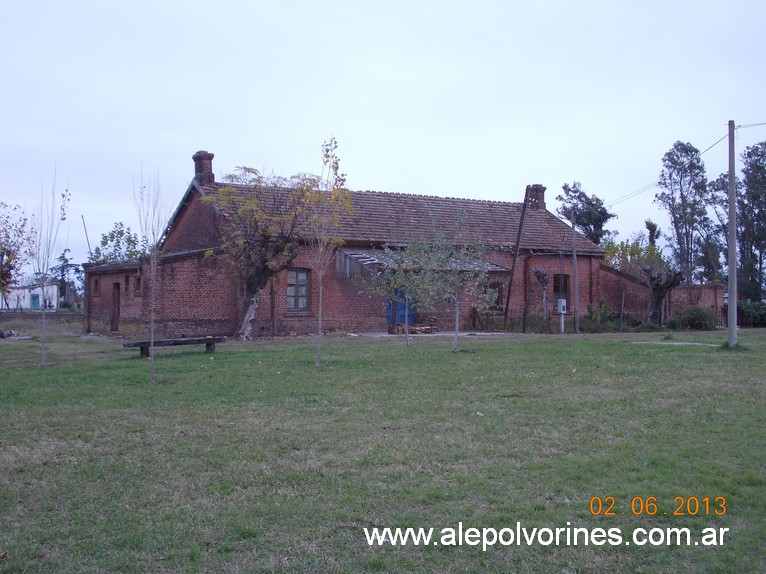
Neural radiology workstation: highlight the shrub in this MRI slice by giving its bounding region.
[634,322,664,332]
[579,300,620,333]
[586,299,618,323]
[737,301,766,328]
[675,305,717,330]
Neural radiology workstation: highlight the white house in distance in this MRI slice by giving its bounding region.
[0,281,60,311]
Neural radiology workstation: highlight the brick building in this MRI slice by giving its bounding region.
[82,151,721,336]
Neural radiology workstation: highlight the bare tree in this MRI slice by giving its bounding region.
[134,173,169,383]
[30,174,70,365]
[303,138,352,366]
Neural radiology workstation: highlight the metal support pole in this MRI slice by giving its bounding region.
[571,209,580,334]
[727,120,738,347]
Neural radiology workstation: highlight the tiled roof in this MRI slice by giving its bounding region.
[195,182,603,256]
[82,259,141,273]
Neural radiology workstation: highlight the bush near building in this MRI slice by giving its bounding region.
[671,305,718,331]
[738,301,766,328]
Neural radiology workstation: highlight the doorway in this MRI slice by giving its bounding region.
[387,290,415,329]
[111,283,121,331]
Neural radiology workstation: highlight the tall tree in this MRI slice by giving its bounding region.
[695,234,724,283]
[0,202,34,308]
[740,141,766,300]
[655,141,709,283]
[707,172,738,281]
[644,218,661,247]
[555,182,616,245]
[709,143,766,301]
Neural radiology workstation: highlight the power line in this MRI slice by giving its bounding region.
[699,132,728,155]
[607,181,658,208]
[738,122,766,129]
[606,131,730,209]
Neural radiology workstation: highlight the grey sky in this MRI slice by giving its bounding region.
[2,0,764,268]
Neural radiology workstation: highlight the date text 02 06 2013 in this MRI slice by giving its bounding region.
[589,496,727,517]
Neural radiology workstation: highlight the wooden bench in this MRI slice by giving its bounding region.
[123,336,226,358]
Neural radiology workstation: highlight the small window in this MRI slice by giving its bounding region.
[487,281,503,309]
[134,276,142,295]
[553,274,570,307]
[286,269,310,311]
[93,278,100,297]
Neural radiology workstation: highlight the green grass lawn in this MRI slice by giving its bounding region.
[0,327,764,573]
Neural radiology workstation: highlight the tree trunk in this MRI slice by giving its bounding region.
[404,293,411,346]
[646,290,668,326]
[40,299,47,366]
[238,292,260,340]
[644,267,684,326]
[149,254,158,383]
[619,289,625,333]
[452,285,460,353]
[316,270,324,367]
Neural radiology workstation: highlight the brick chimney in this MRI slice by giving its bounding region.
[192,150,215,185]
[526,184,546,210]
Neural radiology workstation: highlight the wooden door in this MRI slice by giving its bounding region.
[111,283,121,331]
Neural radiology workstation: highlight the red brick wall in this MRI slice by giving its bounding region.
[252,250,389,335]
[483,251,602,327]
[162,190,220,254]
[84,268,146,334]
[85,254,242,337]
[667,283,725,317]
[152,253,241,337]
[598,263,650,318]
[247,249,609,335]
[87,240,725,336]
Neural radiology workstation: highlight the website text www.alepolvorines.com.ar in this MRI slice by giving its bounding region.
[364,522,730,552]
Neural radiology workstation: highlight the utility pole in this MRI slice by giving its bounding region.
[81,215,93,258]
[727,120,738,347]
[571,209,579,334]
[503,186,530,328]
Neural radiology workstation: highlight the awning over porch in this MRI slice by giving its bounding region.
[335,247,510,279]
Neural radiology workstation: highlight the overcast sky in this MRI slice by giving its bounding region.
[2,0,765,268]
